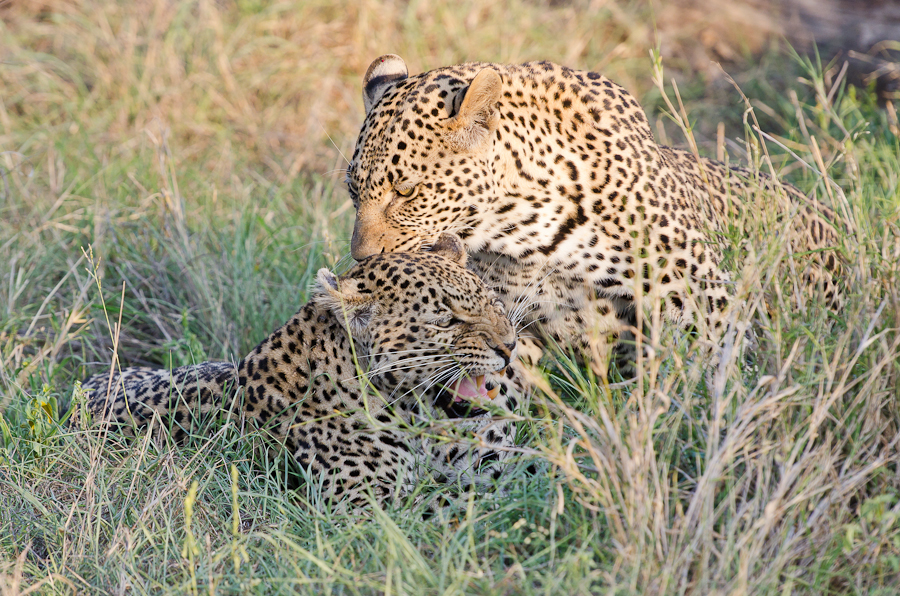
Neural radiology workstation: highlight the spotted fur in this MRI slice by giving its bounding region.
[348,56,843,373]
[80,235,524,508]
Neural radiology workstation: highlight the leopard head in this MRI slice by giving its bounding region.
[348,55,504,261]
[314,233,515,415]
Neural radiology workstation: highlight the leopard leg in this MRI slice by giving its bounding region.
[282,415,418,510]
[424,363,527,492]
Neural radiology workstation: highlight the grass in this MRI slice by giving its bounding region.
[1,0,900,594]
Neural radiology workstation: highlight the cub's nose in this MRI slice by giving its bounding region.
[493,341,516,368]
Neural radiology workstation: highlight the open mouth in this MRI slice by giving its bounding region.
[448,374,500,402]
[434,373,501,419]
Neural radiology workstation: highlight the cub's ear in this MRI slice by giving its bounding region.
[363,54,409,114]
[428,232,467,267]
[446,68,502,152]
[313,269,376,336]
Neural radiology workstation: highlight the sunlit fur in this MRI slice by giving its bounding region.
[348,56,843,374]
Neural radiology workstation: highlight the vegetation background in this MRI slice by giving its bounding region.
[1,0,899,593]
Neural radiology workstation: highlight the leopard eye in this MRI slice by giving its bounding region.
[433,315,463,329]
[348,186,360,207]
[394,184,418,199]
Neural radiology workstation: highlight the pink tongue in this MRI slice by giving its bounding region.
[451,376,486,402]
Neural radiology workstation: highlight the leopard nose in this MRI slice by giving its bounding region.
[493,341,516,368]
[351,210,389,260]
[350,223,376,260]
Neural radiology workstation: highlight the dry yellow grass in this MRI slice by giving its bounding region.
[0,0,797,180]
[1,0,639,176]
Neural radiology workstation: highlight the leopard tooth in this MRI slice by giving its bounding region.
[487,386,500,400]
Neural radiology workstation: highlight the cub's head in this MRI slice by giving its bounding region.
[313,233,515,415]
[347,54,503,260]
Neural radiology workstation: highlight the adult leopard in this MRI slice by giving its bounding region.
[78,235,523,508]
[347,56,843,374]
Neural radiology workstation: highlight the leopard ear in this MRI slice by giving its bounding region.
[428,232,467,267]
[313,269,376,336]
[363,54,409,114]
[446,68,502,152]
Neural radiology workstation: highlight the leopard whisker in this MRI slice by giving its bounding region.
[341,356,458,384]
[510,301,539,328]
[368,357,459,380]
[363,354,457,375]
[441,221,475,234]
[320,124,350,166]
[402,354,473,401]
[430,368,469,408]
[515,318,541,334]
[375,353,457,370]
[400,366,462,407]
[388,362,460,405]
[330,252,357,274]
[472,252,506,286]
[365,344,454,358]
[509,261,556,325]
[507,270,551,325]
